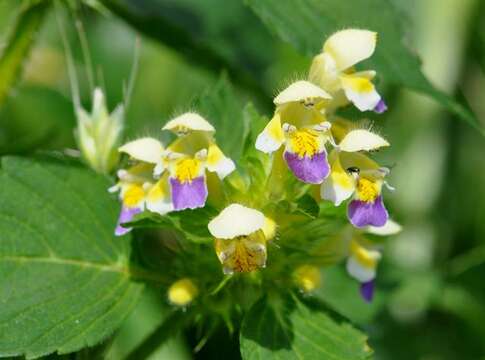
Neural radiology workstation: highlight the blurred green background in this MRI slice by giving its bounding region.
[1,0,485,359]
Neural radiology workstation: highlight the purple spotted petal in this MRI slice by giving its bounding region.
[115,206,141,236]
[360,280,375,302]
[348,195,389,228]
[284,151,330,184]
[170,176,208,211]
[374,99,387,114]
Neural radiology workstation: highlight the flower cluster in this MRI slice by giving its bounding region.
[109,112,235,235]
[110,29,401,303]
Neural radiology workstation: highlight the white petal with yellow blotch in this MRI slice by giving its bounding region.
[208,204,265,240]
[346,243,381,283]
[338,129,389,152]
[320,151,355,206]
[119,137,164,164]
[163,112,215,133]
[144,178,173,215]
[346,257,377,283]
[255,113,285,153]
[340,74,382,112]
[323,29,377,71]
[206,143,235,179]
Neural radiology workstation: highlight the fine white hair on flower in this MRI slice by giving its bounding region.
[273,80,332,105]
[163,112,215,133]
[208,204,265,239]
[338,129,389,152]
[119,137,164,163]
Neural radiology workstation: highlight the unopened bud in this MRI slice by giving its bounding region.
[168,278,198,306]
[293,265,321,293]
[75,88,124,174]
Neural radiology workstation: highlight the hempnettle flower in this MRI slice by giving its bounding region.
[347,240,382,302]
[309,29,386,113]
[346,220,402,301]
[110,137,172,236]
[321,126,392,228]
[159,113,235,211]
[208,204,269,274]
[256,81,333,184]
[108,28,400,305]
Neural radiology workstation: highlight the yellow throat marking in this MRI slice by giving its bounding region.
[351,241,378,268]
[343,76,374,93]
[356,178,379,203]
[289,129,320,158]
[123,184,145,207]
[175,158,200,183]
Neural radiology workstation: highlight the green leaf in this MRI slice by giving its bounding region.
[240,296,372,360]
[317,266,385,325]
[125,206,218,243]
[0,86,76,155]
[245,0,483,134]
[0,0,50,107]
[193,74,250,161]
[294,195,320,219]
[0,156,144,358]
[99,0,273,99]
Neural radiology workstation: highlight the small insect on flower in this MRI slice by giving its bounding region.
[168,278,199,307]
[255,81,333,184]
[320,127,392,228]
[346,220,401,302]
[309,29,386,113]
[110,137,173,236]
[76,88,124,174]
[293,265,322,293]
[208,204,270,274]
[159,113,236,211]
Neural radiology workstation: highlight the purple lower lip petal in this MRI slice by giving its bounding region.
[360,280,375,302]
[284,151,330,184]
[348,195,389,228]
[115,206,142,236]
[170,176,208,211]
[374,99,387,114]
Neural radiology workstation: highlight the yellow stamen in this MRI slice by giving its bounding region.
[122,184,145,207]
[289,129,321,158]
[175,158,200,183]
[356,178,379,202]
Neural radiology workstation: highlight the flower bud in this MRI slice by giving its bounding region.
[168,278,198,306]
[75,88,124,174]
[293,265,321,293]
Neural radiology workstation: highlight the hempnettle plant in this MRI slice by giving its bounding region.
[2,0,483,358]
[105,28,400,339]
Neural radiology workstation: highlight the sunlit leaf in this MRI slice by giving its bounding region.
[240,296,372,359]
[0,156,145,358]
